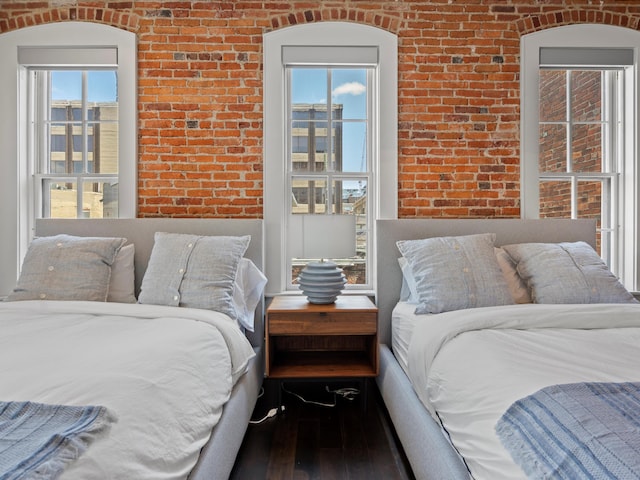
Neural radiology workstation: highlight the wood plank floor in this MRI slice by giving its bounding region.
[230,380,416,480]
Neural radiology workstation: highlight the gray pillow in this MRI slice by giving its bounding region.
[6,234,126,302]
[396,233,514,314]
[138,232,251,321]
[502,241,638,304]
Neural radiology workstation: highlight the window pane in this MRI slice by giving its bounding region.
[539,180,571,218]
[332,69,367,120]
[46,180,78,218]
[291,177,327,214]
[578,180,604,257]
[88,71,117,102]
[571,123,602,172]
[539,70,566,122]
[340,122,367,173]
[291,121,327,172]
[292,68,327,104]
[571,70,601,122]
[338,179,367,285]
[98,181,119,218]
[51,71,81,101]
[45,180,118,219]
[539,124,567,172]
[577,180,602,221]
[94,109,119,174]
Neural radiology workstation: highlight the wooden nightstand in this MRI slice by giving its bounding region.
[265,295,378,379]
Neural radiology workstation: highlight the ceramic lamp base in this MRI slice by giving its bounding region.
[297,261,347,304]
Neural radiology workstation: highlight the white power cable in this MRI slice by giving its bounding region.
[249,405,285,425]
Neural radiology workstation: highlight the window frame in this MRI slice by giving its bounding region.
[286,66,374,290]
[521,24,640,290]
[263,22,398,296]
[0,22,137,296]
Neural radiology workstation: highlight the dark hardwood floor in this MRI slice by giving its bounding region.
[230,379,415,480]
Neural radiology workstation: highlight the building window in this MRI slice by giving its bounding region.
[0,22,137,296]
[521,25,640,291]
[264,23,398,295]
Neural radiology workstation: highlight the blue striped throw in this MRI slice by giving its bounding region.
[496,382,640,480]
[0,401,115,480]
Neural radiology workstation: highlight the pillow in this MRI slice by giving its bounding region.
[398,257,420,304]
[6,234,126,302]
[138,232,251,322]
[502,241,638,304]
[232,258,267,332]
[494,247,532,304]
[108,244,136,303]
[396,233,514,314]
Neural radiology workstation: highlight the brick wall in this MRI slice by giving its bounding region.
[2,1,639,219]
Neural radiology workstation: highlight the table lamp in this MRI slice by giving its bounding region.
[293,214,356,304]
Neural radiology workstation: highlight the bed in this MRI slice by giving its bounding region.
[375,218,640,480]
[1,218,266,480]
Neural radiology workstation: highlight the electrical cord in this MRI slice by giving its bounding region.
[249,405,285,425]
[249,383,361,424]
[281,383,360,408]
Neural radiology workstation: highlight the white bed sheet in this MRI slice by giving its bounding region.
[391,301,419,377]
[0,300,255,480]
[403,303,640,480]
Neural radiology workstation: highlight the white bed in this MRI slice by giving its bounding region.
[1,218,265,480]
[375,219,640,480]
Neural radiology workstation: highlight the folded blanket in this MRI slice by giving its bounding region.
[496,382,640,480]
[0,401,115,480]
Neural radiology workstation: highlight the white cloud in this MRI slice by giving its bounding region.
[332,81,365,97]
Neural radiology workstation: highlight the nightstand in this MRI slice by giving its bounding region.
[265,295,379,379]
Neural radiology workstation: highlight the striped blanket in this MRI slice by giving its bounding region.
[496,382,640,480]
[0,401,115,480]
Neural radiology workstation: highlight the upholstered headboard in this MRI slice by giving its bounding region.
[35,218,265,347]
[375,218,597,345]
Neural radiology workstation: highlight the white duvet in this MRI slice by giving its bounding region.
[406,302,640,480]
[0,300,255,480]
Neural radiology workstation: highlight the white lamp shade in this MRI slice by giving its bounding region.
[289,214,356,260]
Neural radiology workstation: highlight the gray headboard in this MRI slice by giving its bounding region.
[35,218,265,347]
[375,218,597,345]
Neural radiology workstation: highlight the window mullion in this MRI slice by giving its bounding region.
[566,70,573,174]
[326,69,334,214]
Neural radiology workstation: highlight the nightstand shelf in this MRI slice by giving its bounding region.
[265,295,378,379]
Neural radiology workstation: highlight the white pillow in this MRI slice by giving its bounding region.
[7,234,126,302]
[108,244,136,303]
[232,258,267,332]
[138,232,250,322]
[503,241,638,304]
[397,233,513,314]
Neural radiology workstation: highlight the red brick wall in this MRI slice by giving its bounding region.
[2,1,639,219]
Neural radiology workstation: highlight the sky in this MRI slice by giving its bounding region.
[52,70,117,102]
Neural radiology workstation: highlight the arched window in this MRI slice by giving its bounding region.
[521,25,640,291]
[0,22,137,296]
[263,22,398,295]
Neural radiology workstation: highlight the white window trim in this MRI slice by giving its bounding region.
[521,24,640,290]
[0,22,137,296]
[263,22,398,297]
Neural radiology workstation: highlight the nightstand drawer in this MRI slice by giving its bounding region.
[268,312,376,335]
